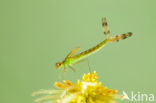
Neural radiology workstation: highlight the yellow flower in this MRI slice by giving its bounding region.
[32,71,124,103]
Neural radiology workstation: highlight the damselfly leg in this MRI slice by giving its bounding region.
[73,58,92,73]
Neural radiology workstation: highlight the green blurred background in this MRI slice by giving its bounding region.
[0,0,156,103]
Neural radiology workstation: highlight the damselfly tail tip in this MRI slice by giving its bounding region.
[109,32,133,42]
[127,32,133,37]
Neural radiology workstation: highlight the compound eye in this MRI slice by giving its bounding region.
[58,63,62,66]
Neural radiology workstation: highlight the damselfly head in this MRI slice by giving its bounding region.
[55,62,63,69]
